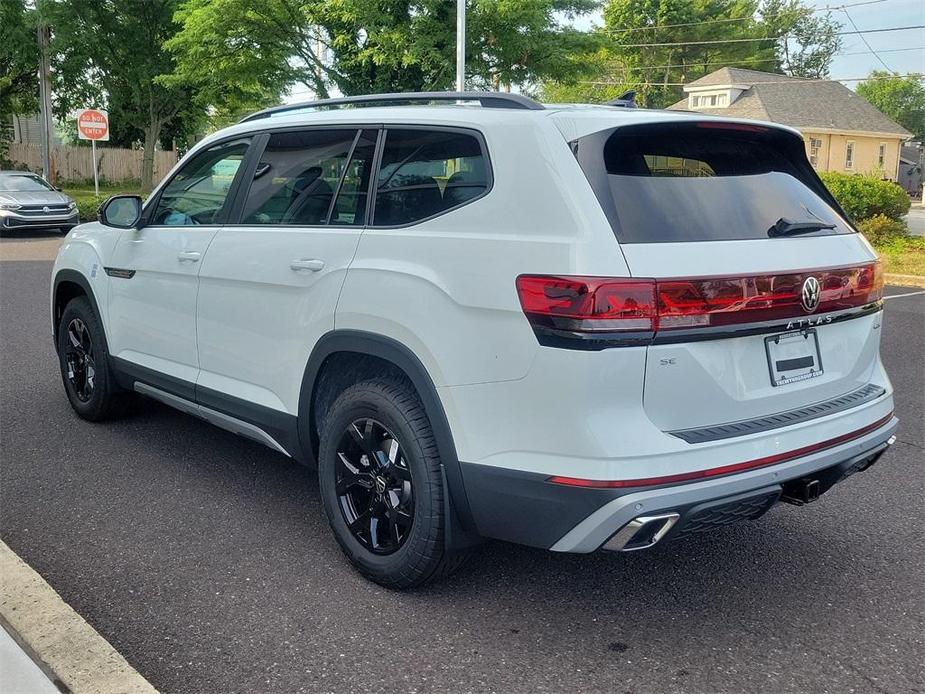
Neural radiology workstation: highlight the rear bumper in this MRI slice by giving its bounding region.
[460,415,898,552]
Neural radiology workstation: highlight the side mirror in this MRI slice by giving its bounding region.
[99,195,143,229]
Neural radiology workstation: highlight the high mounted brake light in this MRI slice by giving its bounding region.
[516,262,882,348]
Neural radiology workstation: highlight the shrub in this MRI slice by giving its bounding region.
[856,213,909,245]
[818,171,911,222]
[75,195,107,222]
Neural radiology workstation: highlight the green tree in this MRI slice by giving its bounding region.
[541,0,841,106]
[857,71,925,141]
[0,0,39,164]
[44,0,200,190]
[166,0,597,114]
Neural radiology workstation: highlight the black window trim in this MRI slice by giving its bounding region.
[368,124,494,230]
[140,135,257,229]
[221,124,381,229]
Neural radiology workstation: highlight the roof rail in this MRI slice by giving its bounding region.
[240,91,545,123]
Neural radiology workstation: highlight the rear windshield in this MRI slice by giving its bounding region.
[574,123,854,243]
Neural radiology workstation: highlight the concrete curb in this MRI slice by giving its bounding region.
[885,273,925,288]
[0,540,157,694]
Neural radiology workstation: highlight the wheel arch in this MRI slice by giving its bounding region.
[52,269,106,348]
[298,330,479,543]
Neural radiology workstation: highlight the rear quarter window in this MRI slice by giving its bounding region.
[575,122,855,243]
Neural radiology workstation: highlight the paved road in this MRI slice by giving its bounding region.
[1,244,923,694]
[906,206,925,237]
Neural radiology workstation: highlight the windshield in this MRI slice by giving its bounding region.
[0,173,54,193]
[575,123,854,243]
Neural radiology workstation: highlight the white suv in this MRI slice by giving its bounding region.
[51,92,897,588]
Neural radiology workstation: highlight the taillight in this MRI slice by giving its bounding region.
[515,276,657,335]
[516,262,882,347]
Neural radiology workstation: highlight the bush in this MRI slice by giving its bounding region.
[856,214,909,245]
[74,195,107,222]
[818,171,911,222]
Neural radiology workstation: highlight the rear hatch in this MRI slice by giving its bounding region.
[572,119,884,433]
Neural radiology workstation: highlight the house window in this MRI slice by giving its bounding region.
[878,143,886,169]
[845,141,854,170]
[809,138,822,167]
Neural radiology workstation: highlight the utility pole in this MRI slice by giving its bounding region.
[37,12,53,182]
[456,0,465,92]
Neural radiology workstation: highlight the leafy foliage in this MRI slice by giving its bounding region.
[44,0,203,190]
[0,1,39,165]
[856,213,909,246]
[818,171,911,222]
[165,0,598,114]
[541,0,841,107]
[857,72,925,142]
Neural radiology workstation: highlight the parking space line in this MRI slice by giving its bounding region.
[884,290,925,300]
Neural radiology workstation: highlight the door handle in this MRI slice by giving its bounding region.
[177,251,202,263]
[290,258,325,272]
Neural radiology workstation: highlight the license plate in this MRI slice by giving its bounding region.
[765,330,823,387]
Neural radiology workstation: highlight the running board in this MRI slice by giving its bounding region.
[133,382,291,457]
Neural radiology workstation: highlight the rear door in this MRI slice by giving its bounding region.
[573,121,884,432]
[195,126,377,416]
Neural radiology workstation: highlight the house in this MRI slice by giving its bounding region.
[668,68,911,181]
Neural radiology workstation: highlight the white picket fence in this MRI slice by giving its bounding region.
[7,142,178,185]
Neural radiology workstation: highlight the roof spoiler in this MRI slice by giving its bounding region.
[240,91,545,123]
[605,90,637,109]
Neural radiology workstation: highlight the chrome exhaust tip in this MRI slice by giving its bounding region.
[603,512,680,552]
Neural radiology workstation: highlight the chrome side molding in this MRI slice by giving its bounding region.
[133,382,291,457]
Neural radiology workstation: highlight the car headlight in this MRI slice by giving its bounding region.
[67,201,77,210]
[0,203,22,211]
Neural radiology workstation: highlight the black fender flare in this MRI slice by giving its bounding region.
[52,269,106,347]
[298,330,480,543]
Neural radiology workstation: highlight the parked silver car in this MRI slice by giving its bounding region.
[0,171,79,234]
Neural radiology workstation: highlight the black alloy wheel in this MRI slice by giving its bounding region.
[334,417,414,554]
[63,317,96,402]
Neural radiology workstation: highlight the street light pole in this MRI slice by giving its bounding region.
[455,0,465,91]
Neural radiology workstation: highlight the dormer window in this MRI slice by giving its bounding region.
[689,91,730,109]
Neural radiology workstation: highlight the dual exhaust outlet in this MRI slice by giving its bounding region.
[602,478,823,553]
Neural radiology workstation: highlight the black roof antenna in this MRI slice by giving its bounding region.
[605,90,637,108]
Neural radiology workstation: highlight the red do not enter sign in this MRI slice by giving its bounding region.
[76,108,109,141]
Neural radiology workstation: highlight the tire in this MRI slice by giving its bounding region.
[318,377,466,588]
[56,296,129,421]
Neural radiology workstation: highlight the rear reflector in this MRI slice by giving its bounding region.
[548,413,893,489]
[516,262,882,345]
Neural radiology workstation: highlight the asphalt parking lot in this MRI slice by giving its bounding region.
[1,233,923,694]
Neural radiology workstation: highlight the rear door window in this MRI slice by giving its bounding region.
[373,129,489,226]
[574,123,855,243]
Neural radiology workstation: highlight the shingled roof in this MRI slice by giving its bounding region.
[668,68,911,137]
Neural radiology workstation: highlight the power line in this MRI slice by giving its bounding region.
[608,0,889,34]
[606,24,924,48]
[610,46,924,73]
[839,7,894,72]
[578,73,924,86]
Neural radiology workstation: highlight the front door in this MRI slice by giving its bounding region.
[107,137,252,386]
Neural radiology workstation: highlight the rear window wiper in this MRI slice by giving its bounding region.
[768,217,836,237]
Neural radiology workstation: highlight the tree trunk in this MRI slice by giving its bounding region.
[141,120,161,192]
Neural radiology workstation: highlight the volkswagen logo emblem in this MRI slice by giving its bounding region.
[374,475,388,494]
[801,276,821,313]
[43,206,50,213]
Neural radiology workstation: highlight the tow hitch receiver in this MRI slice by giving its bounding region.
[781,478,820,506]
